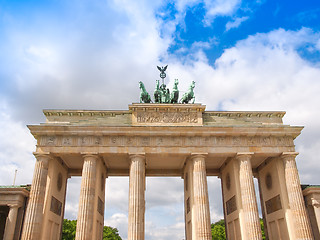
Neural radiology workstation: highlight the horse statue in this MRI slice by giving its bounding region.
[180,81,195,104]
[139,81,152,103]
[170,79,179,103]
[154,80,161,103]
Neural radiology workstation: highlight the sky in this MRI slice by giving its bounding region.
[1,0,320,239]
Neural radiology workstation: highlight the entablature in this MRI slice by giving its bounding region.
[42,104,288,127]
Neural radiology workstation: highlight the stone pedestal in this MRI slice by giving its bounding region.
[3,204,19,240]
[282,153,313,239]
[76,154,99,240]
[128,155,146,240]
[191,154,211,240]
[237,153,262,240]
[21,153,50,240]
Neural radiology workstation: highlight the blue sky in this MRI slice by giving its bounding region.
[1,0,320,239]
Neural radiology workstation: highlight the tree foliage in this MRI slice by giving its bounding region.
[62,219,77,240]
[103,226,122,240]
[211,219,265,240]
[211,220,226,240]
[62,219,122,240]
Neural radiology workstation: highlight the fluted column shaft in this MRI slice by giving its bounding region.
[76,154,98,240]
[3,204,20,240]
[282,153,313,239]
[128,155,145,240]
[21,153,50,240]
[313,201,320,234]
[191,154,211,240]
[237,153,262,240]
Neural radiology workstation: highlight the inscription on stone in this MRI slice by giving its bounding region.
[98,197,104,216]
[50,196,62,216]
[226,195,237,215]
[265,194,282,214]
[137,112,198,123]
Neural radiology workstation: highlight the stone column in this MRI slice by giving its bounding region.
[237,153,262,240]
[191,154,211,240]
[282,152,313,239]
[128,154,146,240]
[76,154,99,240]
[312,199,320,235]
[21,152,50,240]
[3,204,20,240]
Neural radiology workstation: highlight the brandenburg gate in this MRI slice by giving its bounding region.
[19,102,314,240]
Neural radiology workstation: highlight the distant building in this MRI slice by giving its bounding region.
[302,185,320,239]
[0,185,30,240]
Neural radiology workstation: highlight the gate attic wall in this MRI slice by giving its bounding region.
[21,103,314,240]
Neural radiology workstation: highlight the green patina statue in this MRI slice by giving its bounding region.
[180,80,195,104]
[160,83,170,103]
[154,80,161,103]
[170,79,179,103]
[138,66,195,104]
[139,81,152,103]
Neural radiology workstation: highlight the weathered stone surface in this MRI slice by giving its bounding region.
[128,155,146,240]
[282,153,313,239]
[21,153,50,240]
[22,103,312,240]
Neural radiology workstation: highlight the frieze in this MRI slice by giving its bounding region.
[39,135,294,147]
[136,112,198,124]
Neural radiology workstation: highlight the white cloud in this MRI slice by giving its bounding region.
[174,0,201,12]
[145,221,185,240]
[0,105,36,186]
[225,16,249,31]
[105,213,128,240]
[204,0,242,24]
[1,1,320,239]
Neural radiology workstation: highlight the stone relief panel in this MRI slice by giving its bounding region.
[265,194,282,214]
[50,196,62,216]
[226,195,237,215]
[97,197,104,216]
[136,112,198,124]
[39,135,294,148]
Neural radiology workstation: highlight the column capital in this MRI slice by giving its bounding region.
[281,152,299,161]
[33,152,51,169]
[189,153,208,160]
[33,151,51,157]
[236,152,254,161]
[129,154,146,161]
[309,197,320,207]
[81,152,100,158]
[8,203,21,209]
